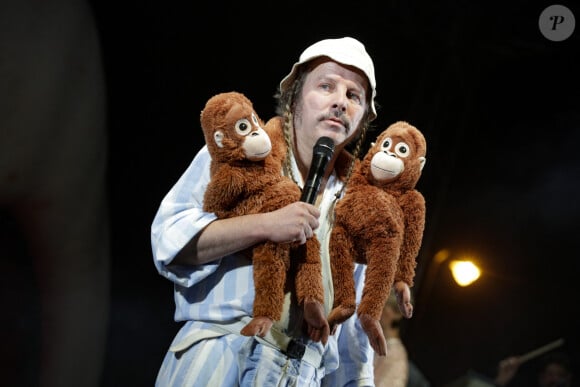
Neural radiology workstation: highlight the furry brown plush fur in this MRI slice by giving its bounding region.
[200,91,329,342]
[328,121,427,354]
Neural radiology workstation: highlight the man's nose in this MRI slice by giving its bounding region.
[331,90,348,112]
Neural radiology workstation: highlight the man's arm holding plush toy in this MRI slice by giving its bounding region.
[172,202,320,266]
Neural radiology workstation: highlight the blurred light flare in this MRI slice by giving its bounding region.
[449,259,481,286]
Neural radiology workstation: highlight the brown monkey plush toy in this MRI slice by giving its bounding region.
[328,121,427,355]
[200,91,329,343]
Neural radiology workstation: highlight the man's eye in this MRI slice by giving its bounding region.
[348,92,361,104]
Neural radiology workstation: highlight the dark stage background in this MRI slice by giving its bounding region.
[3,1,580,386]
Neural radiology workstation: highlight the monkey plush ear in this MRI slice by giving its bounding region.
[214,131,224,148]
[419,156,426,171]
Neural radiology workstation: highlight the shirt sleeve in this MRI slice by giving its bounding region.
[150,145,219,286]
[322,263,375,387]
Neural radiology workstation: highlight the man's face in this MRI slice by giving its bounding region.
[538,363,571,387]
[293,59,369,157]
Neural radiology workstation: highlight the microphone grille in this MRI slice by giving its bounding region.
[314,136,335,157]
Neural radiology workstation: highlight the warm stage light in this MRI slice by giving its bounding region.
[449,260,481,286]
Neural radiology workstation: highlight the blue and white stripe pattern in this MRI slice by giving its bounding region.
[151,145,374,386]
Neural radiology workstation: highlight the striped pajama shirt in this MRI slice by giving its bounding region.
[151,145,375,386]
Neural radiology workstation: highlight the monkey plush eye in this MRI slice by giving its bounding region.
[235,118,253,136]
[381,137,392,150]
[395,142,410,158]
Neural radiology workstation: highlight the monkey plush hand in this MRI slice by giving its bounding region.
[328,121,427,355]
[200,91,329,343]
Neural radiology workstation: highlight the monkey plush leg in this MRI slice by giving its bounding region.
[294,239,330,344]
[359,313,387,356]
[327,225,356,331]
[241,242,288,337]
[357,232,401,356]
[303,297,329,344]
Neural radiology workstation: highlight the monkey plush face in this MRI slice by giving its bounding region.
[200,92,272,163]
[364,121,426,189]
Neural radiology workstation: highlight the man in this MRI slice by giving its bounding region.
[152,36,412,386]
[495,352,573,387]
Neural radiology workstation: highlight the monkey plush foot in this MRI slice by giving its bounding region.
[359,313,387,356]
[303,298,330,345]
[327,305,356,335]
[240,317,274,338]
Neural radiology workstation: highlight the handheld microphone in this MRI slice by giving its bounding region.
[300,136,335,204]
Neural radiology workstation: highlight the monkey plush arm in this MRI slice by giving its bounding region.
[395,190,426,285]
[263,116,285,157]
[203,166,248,215]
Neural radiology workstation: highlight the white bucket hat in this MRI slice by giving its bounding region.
[279,36,377,119]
